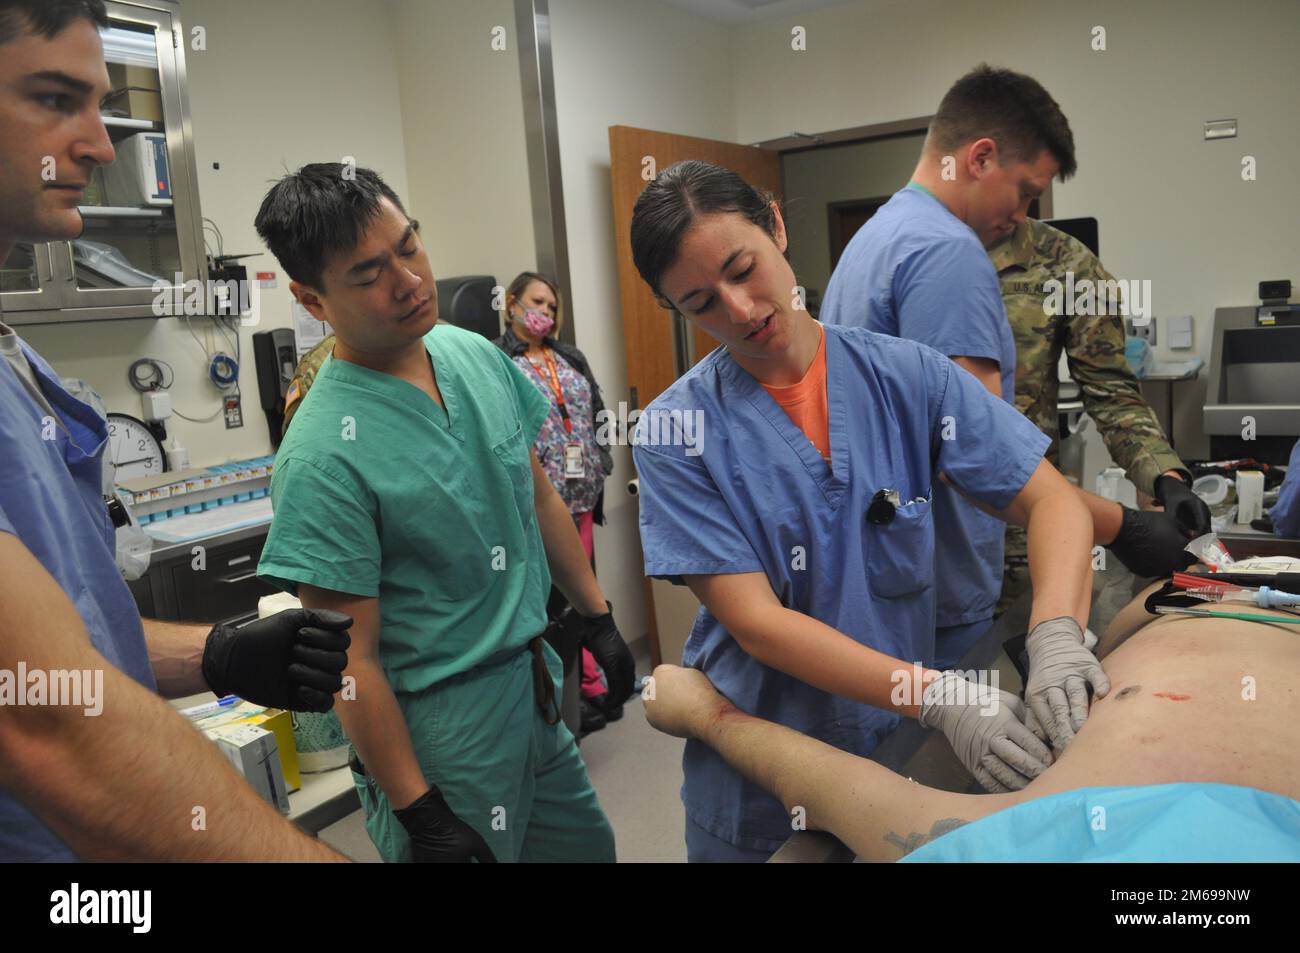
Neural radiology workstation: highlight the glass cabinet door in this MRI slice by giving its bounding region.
[74,14,181,297]
[2,0,205,325]
[0,243,57,308]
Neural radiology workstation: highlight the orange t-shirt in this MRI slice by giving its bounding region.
[761,326,830,462]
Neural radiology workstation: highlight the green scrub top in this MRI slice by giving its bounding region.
[258,323,553,694]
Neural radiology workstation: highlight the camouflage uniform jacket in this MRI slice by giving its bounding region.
[281,335,334,437]
[990,218,1186,496]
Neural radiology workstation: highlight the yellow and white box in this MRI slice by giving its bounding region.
[187,701,301,793]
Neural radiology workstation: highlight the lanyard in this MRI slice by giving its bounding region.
[527,348,572,434]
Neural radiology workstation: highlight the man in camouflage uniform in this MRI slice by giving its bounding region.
[281,335,334,437]
[991,218,1210,613]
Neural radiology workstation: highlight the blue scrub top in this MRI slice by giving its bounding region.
[822,185,1018,628]
[635,325,1048,851]
[0,337,154,862]
[1272,438,1300,538]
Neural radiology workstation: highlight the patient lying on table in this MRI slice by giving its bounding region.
[645,583,1300,861]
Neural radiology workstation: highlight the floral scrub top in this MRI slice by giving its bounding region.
[512,349,606,515]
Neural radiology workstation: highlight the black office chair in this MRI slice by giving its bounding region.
[436,275,500,339]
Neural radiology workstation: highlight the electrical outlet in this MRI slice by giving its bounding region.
[1127,316,1156,345]
[223,395,243,429]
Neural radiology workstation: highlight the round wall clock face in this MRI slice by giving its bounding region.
[106,413,164,481]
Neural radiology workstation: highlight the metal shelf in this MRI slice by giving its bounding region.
[79,205,169,219]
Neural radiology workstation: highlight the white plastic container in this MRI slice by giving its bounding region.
[1095,466,1137,508]
[165,439,188,471]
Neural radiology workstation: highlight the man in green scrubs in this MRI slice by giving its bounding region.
[254,164,626,862]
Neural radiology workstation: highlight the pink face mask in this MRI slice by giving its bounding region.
[516,307,555,338]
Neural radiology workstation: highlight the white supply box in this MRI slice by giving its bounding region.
[1236,470,1265,524]
[210,723,290,814]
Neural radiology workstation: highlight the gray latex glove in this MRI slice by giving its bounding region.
[1024,704,1048,745]
[919,671,1054,792]
[1025,616,1111,750]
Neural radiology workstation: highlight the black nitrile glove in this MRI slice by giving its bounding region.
[1107,507,1198,579]
[202,608,352,712]
[574,603,635,707]
[1154,474,1212,539]
[394,786,497,863]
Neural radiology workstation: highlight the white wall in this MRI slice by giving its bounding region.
[549,0,739,643]
[391,0,534,306]
[730,0,1300,456]
[23,0,411,466]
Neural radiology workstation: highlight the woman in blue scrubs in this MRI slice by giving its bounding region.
[629,160,1106,862]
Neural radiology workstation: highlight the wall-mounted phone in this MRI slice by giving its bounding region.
[253,328,297,447]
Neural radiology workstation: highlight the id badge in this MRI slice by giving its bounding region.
[564,442,585,480]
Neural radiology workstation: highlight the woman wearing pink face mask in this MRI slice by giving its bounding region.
[494,272,617,735]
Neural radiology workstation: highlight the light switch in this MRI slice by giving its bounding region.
[1169,314,1194,350]
[1204,119,1237,140]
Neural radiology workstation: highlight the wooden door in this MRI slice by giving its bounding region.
[827,196,889,273]
[607,126,782,665]
[608,126,782,409]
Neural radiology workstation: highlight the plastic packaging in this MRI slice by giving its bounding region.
[1124,335,1154,378]
[1184,532,1235,570]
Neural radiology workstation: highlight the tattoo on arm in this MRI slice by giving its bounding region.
[884,817,969,856]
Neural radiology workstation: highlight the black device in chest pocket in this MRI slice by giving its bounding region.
[866,488,899,525]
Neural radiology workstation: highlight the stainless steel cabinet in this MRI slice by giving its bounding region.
[0,0,206,325]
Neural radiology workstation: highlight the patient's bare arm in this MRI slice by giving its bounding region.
[643,665,1009,860]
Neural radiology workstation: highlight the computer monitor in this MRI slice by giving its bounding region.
[436,275,500,339]
[1043,217,1099,256]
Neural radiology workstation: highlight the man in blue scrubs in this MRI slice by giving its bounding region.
[1272,439,1300,538]
[823,66,1193,672]
[0,0,349,861]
